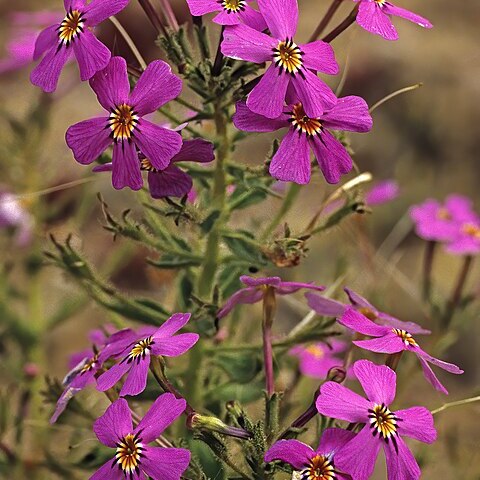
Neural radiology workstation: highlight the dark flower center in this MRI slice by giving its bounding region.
[140,158,158,172]
[220,0,246,13]
[115,433,144,475]
[299,454,336,480]
[273,39,304,75]
[58,9,85,46]
[392,328,418,347]
[461,223,480,239]
[368,403,399,442]
[289,103,322,136]
[79,355,98,375]
[109,104,139,142]
[126,337,154,363]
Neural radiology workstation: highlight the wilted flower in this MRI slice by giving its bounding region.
[30,0,129,92]
[97,313,199,397]
[92,395,190,479]
[316,359,437,480]
[221,0,338,119]
[354,0,432,41]
[233,96,372,184]
[66,57,183,190]
[338,307,463,394]
[217,275,324,319]
[185,0,266,31]
[0,191,33,247]
[365,180,399,206]
[264,428,355,479]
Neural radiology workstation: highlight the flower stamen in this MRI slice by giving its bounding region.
[392,328,418,347]
[58,9,85,46]
[219,0,246,13]
[299,454,336,479]
[461,223,480,239]
[273,39,304,75]
[108,104,139,142]
[368,404,398,441]
[125,337,154,364]
[115,433,144,475]
[289,103,322,136]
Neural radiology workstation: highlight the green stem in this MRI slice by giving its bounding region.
[422,240,436,302]
[431,395,480,415]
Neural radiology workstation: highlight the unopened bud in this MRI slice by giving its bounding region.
[327,366,347,383]
[187,413,251,439]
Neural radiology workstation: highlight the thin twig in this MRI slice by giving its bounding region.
[369,83,423,114]
[109,16,147,70]
[431,396,480,415]
[309,0,343,42]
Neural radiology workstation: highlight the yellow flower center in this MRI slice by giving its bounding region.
[126,337,154,363]
[368,404,398,440]
[461,223,480,239]
[305,344,325,359]
[392,328,418,347]
[358,307,378,321]
[140,158,158,172]
[115,433,144,474]
[109,104,139,142]
[58,10,85,46]
[273,39,304,75]
[436,207,451,221]
[79,355,98,374]
[299,454,336,480]
[290,103,322,136]
[222,0,246,13]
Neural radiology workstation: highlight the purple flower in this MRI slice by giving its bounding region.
[92,394,190,480]
[185,0,266,31]
[217,275,325,319]
[410,195,478,243]
[339,307,463,394]
[264,428,355,479]
[66,57,183,190]
[233,96,372,184]
[30,0,129,92]
[316,359,437,480]
[93,138,215,198]
[365,180,399,206]
[446,220,480,256]
[354,0,432,41]
[289,340,349,379]
[221,0,339,119]
[306,287,430,334]
[97,313,199,396]
[0,191,33,247]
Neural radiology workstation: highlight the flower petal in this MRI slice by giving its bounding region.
[344,287,376,311]
[213,10,242,26]
[335,425,382,480]
[247,64,290,119]
[306,292,346,317]
[221,24,276,63]
[383,3,432,29]
[264,439,314,469]
[96,360,132,392]
[33,25,58,60]
[89,459,119,480]
[50,386,82,423]
[233,101,288,133]
[276,281,325,294]
[30,45,71,93]
[66,117,111,165]
[353,335,405,354]
[173,138,215,163]
[301,40,338,74]
[354,359,396,405]
[383,436,421,480]
[135,119,182,170]
[241,276,282,287]
[316,381,370,423]
[356,1,398,41]
[154,313,192,338]
[89,56,130,110]
[310,130,353,184]
[415,347,463,375]
[217,287,264,319]
[395,407,437,444]
[417,356,448,394]
[73,29,110,81]
[317,428,356,456]
[238,5,268,31]
[338,308,389,336]
[322,95,372,132]
[119,356,150,397]
[141,446,191,480]
[269,128,311,184]
[377,312,430,335]
[185,0,219,16]
[257,0,298,39]
[151,333,199,357]
[93,399,133,447]
[148,166,192,199]
[112,141,143,190]
[84,0,129,26]
[129,60,182,115]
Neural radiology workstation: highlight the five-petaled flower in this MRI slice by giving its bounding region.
[66,56,184,190]
[264,428,355,479]
[217,275,324,319]
[30,0,129,92]
[353,0,432,41]
[221,0,339,119]
[91,394,190,480]
[96,313,199,397]
[316,359,437,480]
[185,0,266,31]
[338,307,463,394]
[233,95,372,184]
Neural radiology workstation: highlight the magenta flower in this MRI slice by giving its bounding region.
[446,219,480,256]
[410,195,478,243]
[339,307,463,394]
[30,0,129,92]
[97,313,199,396]
[0,191,33,247]
[217,275,325,319]
[92,394,190,480]
[264,428,355,479]
[221,0,339,119]
[306,287,430,334]
[185,0,266,31]
[354,0,432,41]
[289,340,349,379]
[316,360,437,480]
[66,57,183,190]
[365,180,399,206]
[93,138,215,198]
[233,96,372,184]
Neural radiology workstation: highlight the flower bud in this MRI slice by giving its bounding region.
[187,413,251,439]
[327,365,347,383]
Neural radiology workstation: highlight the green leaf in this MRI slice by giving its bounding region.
[215,352,262,384]
[222,231,267,265]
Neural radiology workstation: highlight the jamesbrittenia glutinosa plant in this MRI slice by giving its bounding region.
[1,0,479,478]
